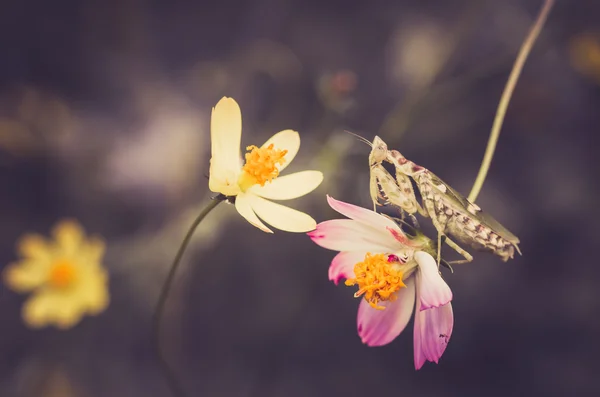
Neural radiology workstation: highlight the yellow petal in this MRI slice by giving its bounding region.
[52,299,86,330]
[249,170,323,200]
[260,129,300,173]
[17,234,51,261]
[22,289,83,329]
[22,291,54,328]
[3,260,50,292]
[234,192,273,233]
[85,280,110,315]
[245,194,317,233]
[77,265,110,315]
[209,97,243,194]
[53,220,84,257]
[80,237,106,265]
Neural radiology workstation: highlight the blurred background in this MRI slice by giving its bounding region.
[1,0,599,396]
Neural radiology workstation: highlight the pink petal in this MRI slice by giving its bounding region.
[357,277,415,347]
[413,302,454,370]
[413,311,427,371]
[326,195,405,237]
[415,251,452,310]
[328,251,365,285]
[308,219,395,253]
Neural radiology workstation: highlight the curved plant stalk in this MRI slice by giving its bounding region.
[152,195,226,397]
[468,0,555,202]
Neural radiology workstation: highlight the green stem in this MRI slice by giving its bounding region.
[152,195,226,397]
[468,0,554,203]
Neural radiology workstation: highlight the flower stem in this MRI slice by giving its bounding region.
[152,194,226,397]
[467,0,554,203]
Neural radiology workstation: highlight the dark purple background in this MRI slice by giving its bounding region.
[1,0,599,396]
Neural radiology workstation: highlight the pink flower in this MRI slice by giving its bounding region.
[308,195,454,370]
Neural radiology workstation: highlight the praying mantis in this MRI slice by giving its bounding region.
[355,133,521,266]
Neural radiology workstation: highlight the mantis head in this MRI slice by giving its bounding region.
[369,135,388,166]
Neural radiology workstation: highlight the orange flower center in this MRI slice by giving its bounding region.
[345,253,406,310]
[238,144,288,191]
[48,260,77,288]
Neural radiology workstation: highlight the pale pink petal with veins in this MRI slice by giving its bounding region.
[326,195,404,236]
[415,251,452,310]
[308,219,394,253]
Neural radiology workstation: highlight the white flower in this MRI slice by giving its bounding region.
[209,97,323,233]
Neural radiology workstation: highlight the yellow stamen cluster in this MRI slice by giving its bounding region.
[48,260,77,289]
[345,253,406,310]
[239,144,288,190]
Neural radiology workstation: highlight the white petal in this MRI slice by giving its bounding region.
[246,194,316,233]
[234,193,273,233]
[326,195,411,246]
[249,171,323,200]
[328,251,365,285]
[209,97,243,194]
[208,165,241,197]
[357,277,416,347]
[415,251,452,310]
[260,129,300,172]
[211,97,242,166]
[308,219,398,252]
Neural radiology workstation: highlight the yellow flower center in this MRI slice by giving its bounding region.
[345,253,406,310]
[48,260,77,288]
[238,144,288,191]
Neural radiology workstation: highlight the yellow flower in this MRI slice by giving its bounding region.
[208,97,324,233]
[3,220,109,329]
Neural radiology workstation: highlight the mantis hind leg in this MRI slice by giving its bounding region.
[436,231,473,266]
[423,199,472,266]
[440,258,454,273]
[443,237,473,265]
